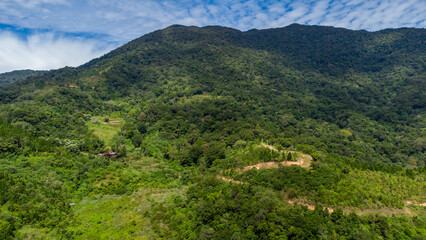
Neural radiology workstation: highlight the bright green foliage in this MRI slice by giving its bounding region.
[0,24,425,239]
[150,177,426,239]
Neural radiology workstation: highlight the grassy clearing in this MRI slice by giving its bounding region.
[67,190,165,239]
[88,116,123,146]
[68,152,186,239]
[14,226,53,240]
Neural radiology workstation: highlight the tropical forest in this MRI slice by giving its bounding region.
[0,24,425,239]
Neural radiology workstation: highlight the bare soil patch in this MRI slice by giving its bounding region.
[217,175,246,184]
[404,200,426,207]
[285,199,419,215]
[216,144,422,216]
[238,144,312,171]
[217,175,419,216]
[260,143,278,151]
[286,199,334,213]
[351,207,414,216]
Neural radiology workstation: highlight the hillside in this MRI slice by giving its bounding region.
[0,24,425,239]
[0,69,46,86]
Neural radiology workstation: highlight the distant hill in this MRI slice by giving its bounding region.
[0,69,46,85]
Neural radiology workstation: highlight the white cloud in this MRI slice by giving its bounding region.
[1,0,425,42]
[0,31,115,73]
[12,0,68,8]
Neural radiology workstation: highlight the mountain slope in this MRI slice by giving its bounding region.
[5,24,421,165]
[0,69,46,86]
[0,24,425,239]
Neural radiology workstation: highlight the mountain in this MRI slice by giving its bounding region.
[0,24,425,239]
[0,69,46,86]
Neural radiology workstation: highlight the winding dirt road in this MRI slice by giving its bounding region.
[217,144,424,215]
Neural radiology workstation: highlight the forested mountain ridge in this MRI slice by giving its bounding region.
[2,24,424,165]
[0,69,46,86]
[0,24,425,239]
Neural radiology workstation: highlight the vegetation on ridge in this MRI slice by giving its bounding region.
[0,70,46,86]
[0,24,425,239]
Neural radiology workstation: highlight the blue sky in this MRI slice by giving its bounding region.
[0,0,425,73]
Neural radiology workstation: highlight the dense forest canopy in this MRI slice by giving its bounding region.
[0,70,46,86]
[0,24,425,239]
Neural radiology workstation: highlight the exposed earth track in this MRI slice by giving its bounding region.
[239,144,312,171]
[218,144,424,216]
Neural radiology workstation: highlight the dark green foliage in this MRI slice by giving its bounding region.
[0,24,424,238]
[111,135,127,157]
[0,119,54,156]
[150,177,426,239]
[0,70,46,86]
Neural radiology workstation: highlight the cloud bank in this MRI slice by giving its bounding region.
[1,0,424,42]
[0,31,115,73]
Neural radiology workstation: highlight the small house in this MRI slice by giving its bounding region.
[99,152,118,157]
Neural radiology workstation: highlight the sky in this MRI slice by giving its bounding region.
[0,0,425,73]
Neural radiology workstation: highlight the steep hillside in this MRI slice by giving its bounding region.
[0,24,425,239]
[2,24,424,166]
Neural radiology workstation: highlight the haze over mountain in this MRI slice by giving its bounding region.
[0,24,425,239]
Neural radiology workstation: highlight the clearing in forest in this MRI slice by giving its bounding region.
[217,144,424,216]
[217,175,246,184]
[239,143,312,171]
[218,176,420,216]
[217,176,335,213]
[88,116,123,146]
[404,200,426,207]
[285,199,420,216]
